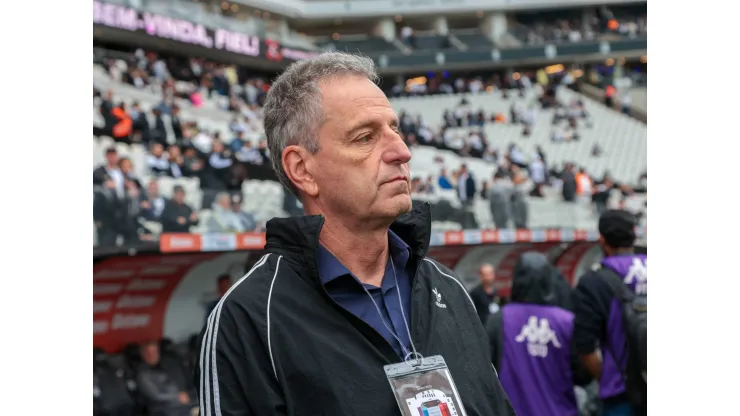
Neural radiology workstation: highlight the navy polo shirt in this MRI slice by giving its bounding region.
[317,230,413,358]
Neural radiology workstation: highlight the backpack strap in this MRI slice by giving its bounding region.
[597,266,633,378]
[598,265,635,305]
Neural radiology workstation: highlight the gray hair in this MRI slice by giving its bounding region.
[262,52,379,197]
[214,192,231,208]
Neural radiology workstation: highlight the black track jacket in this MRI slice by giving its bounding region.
[195,203,515,416]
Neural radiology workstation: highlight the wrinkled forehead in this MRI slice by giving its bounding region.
[318,75,394,124]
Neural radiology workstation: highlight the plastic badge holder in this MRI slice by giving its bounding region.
[384,355,467,416]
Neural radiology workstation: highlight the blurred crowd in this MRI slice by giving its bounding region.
[513,5,647,45]
[94,45,644,245]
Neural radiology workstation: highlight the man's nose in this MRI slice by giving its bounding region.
[383,130,412,165]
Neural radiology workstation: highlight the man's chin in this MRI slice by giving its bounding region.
[393,196,413,217]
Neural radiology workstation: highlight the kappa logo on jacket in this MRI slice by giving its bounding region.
[624,258,647,295]
[432,287,447,309]
[515,316,562,358]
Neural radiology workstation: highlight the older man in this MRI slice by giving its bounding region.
[196,52,514,416]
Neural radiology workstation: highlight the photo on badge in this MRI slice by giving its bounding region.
[388,367,467,416]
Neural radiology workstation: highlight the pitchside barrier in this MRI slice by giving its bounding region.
[93,227,647,352]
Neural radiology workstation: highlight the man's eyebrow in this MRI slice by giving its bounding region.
[346,116,399,136]
[346,119,376,136]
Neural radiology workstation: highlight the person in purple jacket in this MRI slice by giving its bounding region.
[486,251,591,416]
[573,210,647,416]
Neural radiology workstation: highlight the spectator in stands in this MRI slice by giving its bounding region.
[141,180,166,221]
[424,175,436,194]
[165,145,185,178]
[119,157,142,190]
[510,165,530,229]
[119,177,147,243]
[620,92,632,115]
[489,171,513,229]
[170,106,184,143]
[99,90,115,125]
[232,194,260,231]
[160,185,198,233]
[181,146,203,177]
[136,341,197,416]
[148,108,168,145]
[575,167,593,202]
[207,192,246,232]
[528,156,547,198]
[591,143,603,157]
[147,143,170,176]
[470,263,502,325]
[129,101,148,141]
[410,177,425,193]
[229,130,246,152]
[94,179,122,247]
[93,147,124,195]
[235,139,263,165]
[111,103,133,144]
[192,128,213,154]
[200,139,234,208]
[561,163,577,202]
[457,164,477,207]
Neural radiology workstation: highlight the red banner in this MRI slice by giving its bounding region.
[93,253,217,351]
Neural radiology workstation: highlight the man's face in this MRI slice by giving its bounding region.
[120,159,132,174]
[140,343,160,366]
[148,182,159,196]
[152,144,163,157]
[304,75,412,222]
[218,195,230,209]
[479,264,495,286]
[106,152,118,166]
[174,190,185,204]
[168,146,181,158]
[213,141,224,153]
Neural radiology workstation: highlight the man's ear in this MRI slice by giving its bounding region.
[282,145,319,197]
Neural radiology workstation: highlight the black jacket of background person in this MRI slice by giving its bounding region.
[470,284,501,325]
[195,203,515,416]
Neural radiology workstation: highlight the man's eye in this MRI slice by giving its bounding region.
[359,135,371,143]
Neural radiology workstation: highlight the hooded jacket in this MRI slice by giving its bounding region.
[195,203,515,416]
[486,252,590,416]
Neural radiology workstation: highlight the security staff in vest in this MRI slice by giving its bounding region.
[573,210,647,416]
[486,252,591,416]
[195,52,515,416]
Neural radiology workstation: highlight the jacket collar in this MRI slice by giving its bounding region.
[264,201,433,280]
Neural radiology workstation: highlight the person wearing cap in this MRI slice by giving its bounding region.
[573,210,647,416]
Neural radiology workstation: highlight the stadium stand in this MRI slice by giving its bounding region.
[93,46,646,246]
[93,49,646,242]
